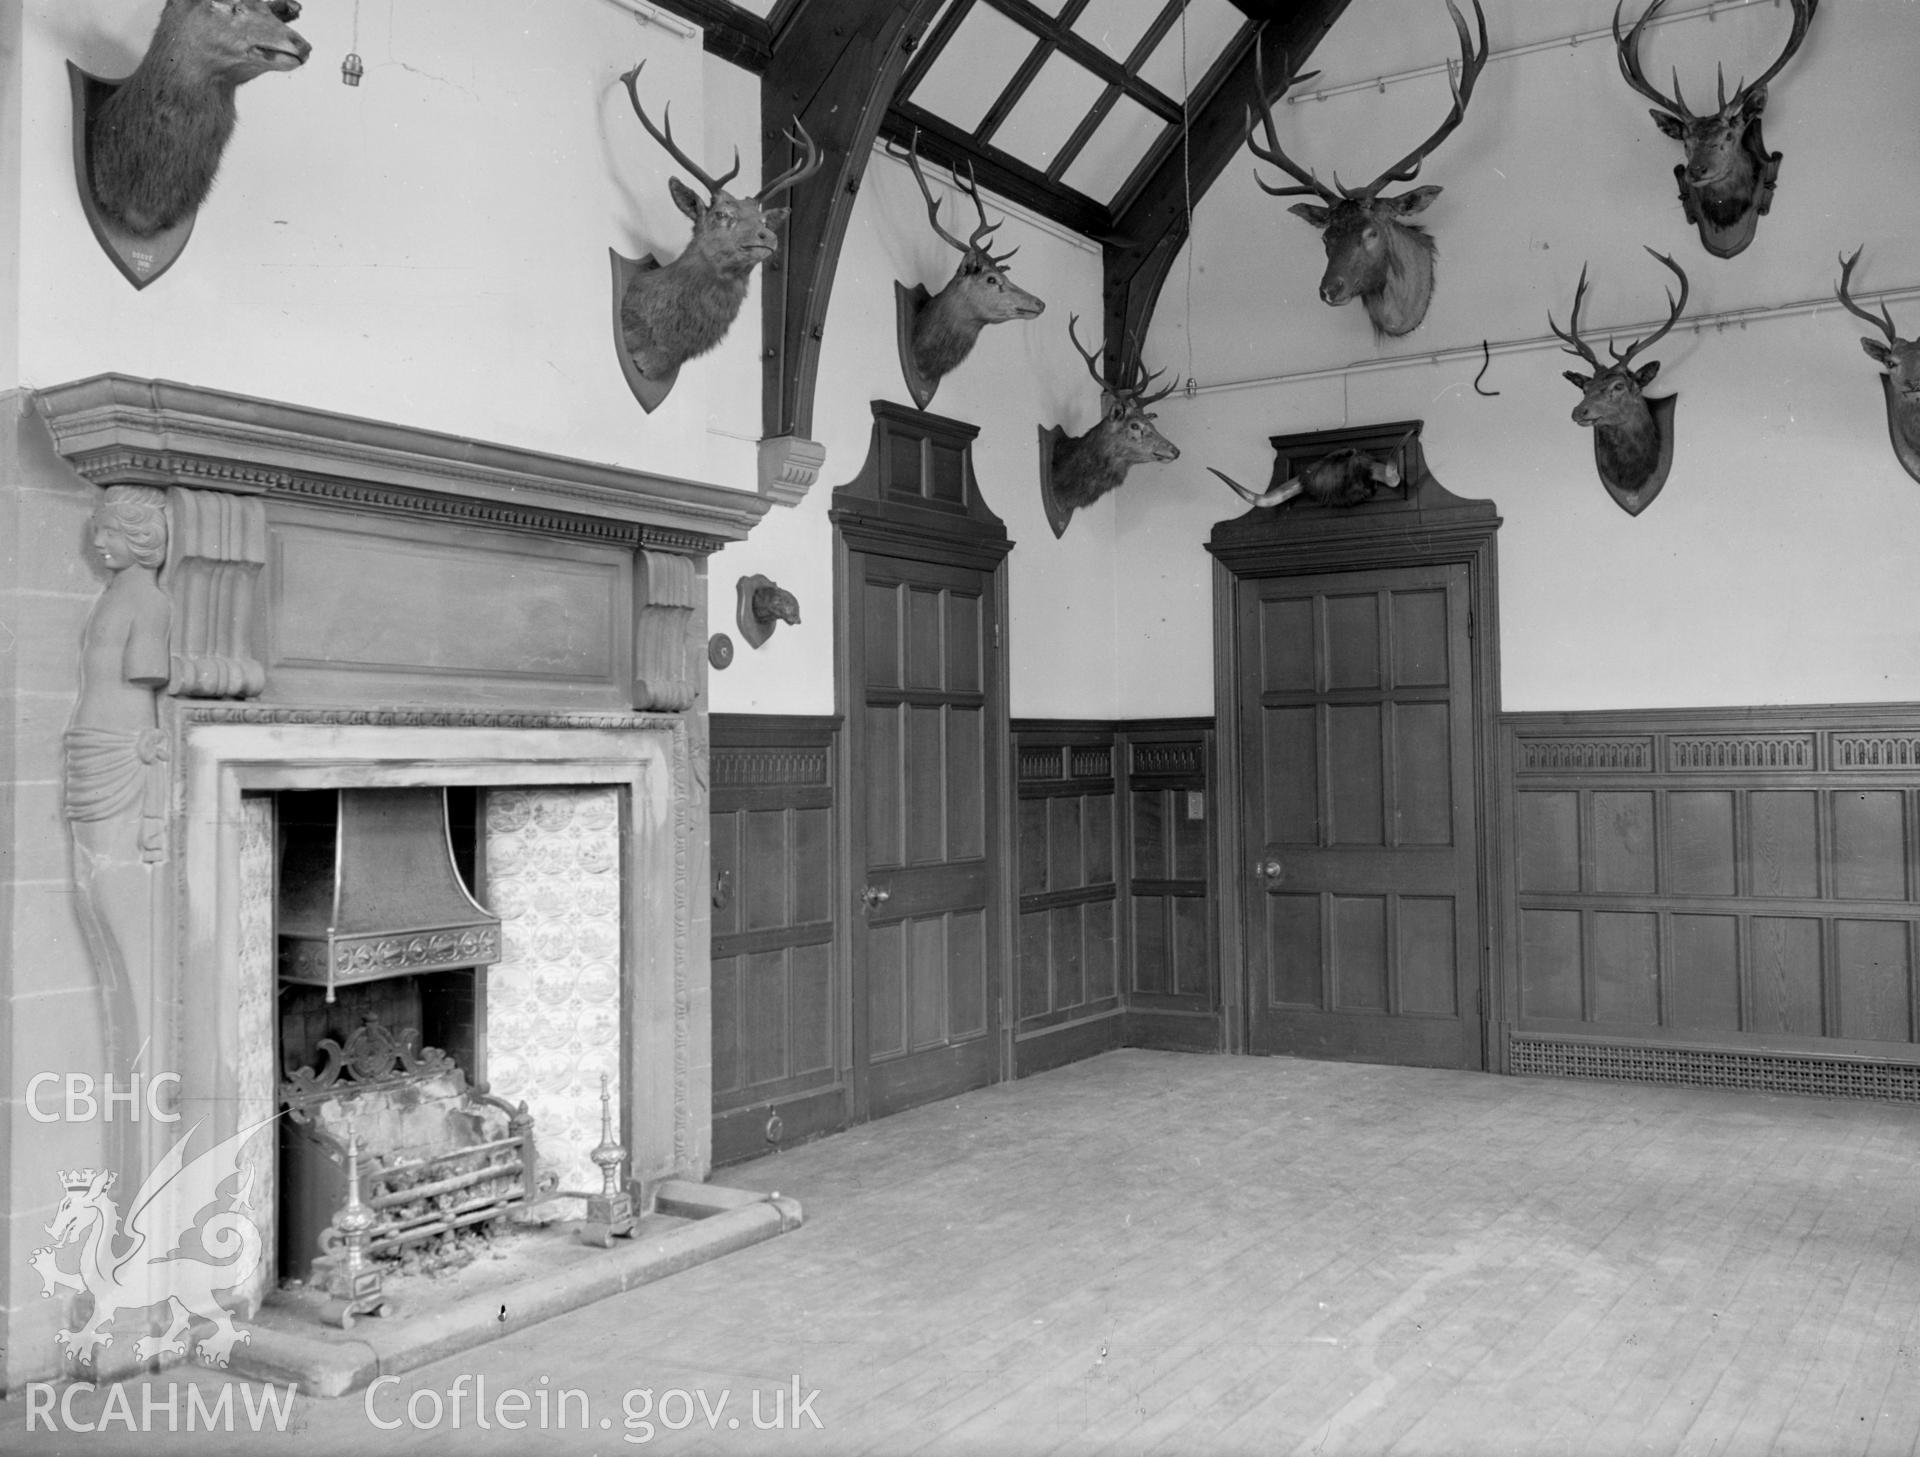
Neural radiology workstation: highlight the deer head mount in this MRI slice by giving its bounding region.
[737,574,800,649]
[1836,247,1920,487]
[1038,316,1180,538]
[1209,433,1413,512]
[1551,247,1691,516]
[894,134,1045,412]
[1245,0,1488,339]
[612,61,822,413]
[73,0,311,287]
[1613,0,1818,259]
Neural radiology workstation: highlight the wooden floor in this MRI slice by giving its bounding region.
[10,1049,1920,1455]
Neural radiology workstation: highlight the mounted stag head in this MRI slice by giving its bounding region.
[1245,0,1487,338]
[86,0,311,239]
[895,134,1045,411]
[1613,0,1817,259]
[1038,316,1180,538]
[1551,247,1690,516]
[1836,247,1920,487]
[614,61,822,405]
[1209,437,1409,512]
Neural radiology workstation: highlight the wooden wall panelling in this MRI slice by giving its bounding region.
[1503,705,1920,1099]
[1012,720,1124,1076]
[710,715,845,1165]
[1121,720,1222,1052]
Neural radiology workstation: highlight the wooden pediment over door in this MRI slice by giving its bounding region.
[830,400,1011,569]
[1210,420,1497,572]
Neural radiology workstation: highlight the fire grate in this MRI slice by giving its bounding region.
[280,1020,553,1282]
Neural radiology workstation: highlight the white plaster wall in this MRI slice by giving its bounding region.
[14,0,762,487]
[1127,0,1920,715]
[705,141,1124,720]
[0,1,22,390]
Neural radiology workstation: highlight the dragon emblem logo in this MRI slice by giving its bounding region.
[30,1116,274,1368]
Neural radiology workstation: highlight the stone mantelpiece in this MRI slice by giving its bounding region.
[8,376,757,1382]
[35,374,770,549]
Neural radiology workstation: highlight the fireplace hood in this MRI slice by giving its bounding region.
[279,788,501,1001]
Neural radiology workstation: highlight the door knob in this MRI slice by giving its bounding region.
[860,884,892,910]
[1254,856,1284,886]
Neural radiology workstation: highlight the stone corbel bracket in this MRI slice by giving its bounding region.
[635,550,700,713]
[165,486,267,698]
[757,434,826,507]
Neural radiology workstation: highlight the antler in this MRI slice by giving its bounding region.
[1835,246,1901,345]
[1725,0,1816,113]
[1244,44,1332,202]
[1616,0,1816,121]
[1067,314,1110,392]
[755,117,823,203]
[1066,314,1175,405]
[1548,264,1603,370]
[1613,0,1691,119]
[906,132,1015,266]
[1352,0,1489,202]
[1612,247,1689,368]
[1126,359,1178,408]
[621,61,740,198]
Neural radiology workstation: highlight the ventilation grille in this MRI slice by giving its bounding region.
[1510,1037,1920,1104]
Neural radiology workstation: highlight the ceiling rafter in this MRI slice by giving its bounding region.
[642,0,1352,421]
[1100,0,1355,384]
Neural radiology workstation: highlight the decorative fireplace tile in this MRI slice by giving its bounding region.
[483,787,623,1205]
[238,794,277,1298]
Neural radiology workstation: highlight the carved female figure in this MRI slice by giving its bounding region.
[65,487,172,1078]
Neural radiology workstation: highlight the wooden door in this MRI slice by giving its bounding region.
[1240,562,1484,1068]
[848,551,1001,1118]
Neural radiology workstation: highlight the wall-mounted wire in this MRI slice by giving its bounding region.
[1286,0,1779,107]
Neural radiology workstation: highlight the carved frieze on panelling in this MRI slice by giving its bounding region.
[1070,748,1113,780]
[1516,738,1653,773]
[712,747,830,789]
[1131,743,1204,778]
[1668,735,1816,772]
[1019,749,1067,782]
[1016,742,1116,786]
[165,487,267,698]
[1833,736,1920,769]
[634,550,699,713]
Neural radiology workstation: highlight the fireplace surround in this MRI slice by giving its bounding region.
[13,374,771,1374]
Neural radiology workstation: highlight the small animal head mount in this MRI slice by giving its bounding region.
[895,133,1046,411]
[1550,247,1690,516]
[614,61,823,409]
[76,0,310,284]
[1836,247,1920,486]
[1612,0,1817,259]
[1038,316,1180,538]
[1245,0,1487,338]
[737,575,800,649]
[1209,433,1412,512]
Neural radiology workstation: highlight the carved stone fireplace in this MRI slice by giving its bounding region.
[30,373,771,1341]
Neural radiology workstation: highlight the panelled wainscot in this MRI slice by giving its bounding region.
[1504,705,1920,1097]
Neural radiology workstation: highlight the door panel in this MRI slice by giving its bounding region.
[1243,563,1483,1068]
[852,554,1002,1119]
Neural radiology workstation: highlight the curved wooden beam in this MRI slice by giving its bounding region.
[1102,2,1352,385]
[761,1,947,442]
